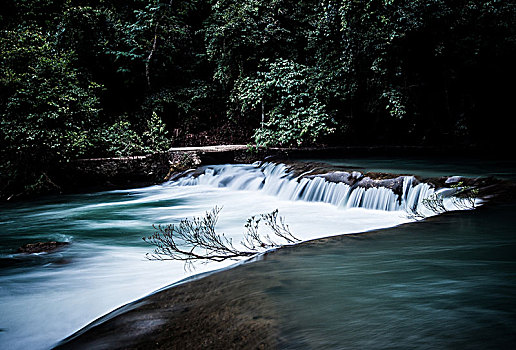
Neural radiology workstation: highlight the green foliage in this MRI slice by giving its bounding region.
[1,0,514,196]
[246,143,260,153]
[234,59,336,147]
[143,112,171,153]
[95,112,170,157]
[98,120,145,157]
[0,28,101,189]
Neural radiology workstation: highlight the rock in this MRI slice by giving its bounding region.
[17,241,70,254]
[306,171,362,186]
[445,176,463,184]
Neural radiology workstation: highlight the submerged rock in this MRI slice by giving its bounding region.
[17,241,70,254]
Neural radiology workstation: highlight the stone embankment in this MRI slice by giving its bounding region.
[52,145,257,195]
[55,144,296,193]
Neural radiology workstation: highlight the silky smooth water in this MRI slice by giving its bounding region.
[256,203,516,349]
[300,156,516,179]
[0,163,421,350]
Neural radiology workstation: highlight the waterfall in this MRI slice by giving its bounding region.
[171,162,458,213]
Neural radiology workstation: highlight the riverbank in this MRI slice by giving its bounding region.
[55,256,281,350]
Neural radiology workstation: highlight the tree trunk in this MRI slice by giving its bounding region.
[145,1,174,89]
[261,100,265,129]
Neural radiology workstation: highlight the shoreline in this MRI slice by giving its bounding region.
[53,249,283,349]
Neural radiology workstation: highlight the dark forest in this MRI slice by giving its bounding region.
[1,0,515,194]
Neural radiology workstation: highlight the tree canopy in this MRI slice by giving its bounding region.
[1,0,515,194]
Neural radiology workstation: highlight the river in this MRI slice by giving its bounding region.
[0,158,514,349]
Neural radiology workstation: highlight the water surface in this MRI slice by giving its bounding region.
[0,161,513,349]
[300,156,516,179]
[261,203,516,349]
[0,163,412,349]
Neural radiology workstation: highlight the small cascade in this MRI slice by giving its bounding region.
[171,162,454,213]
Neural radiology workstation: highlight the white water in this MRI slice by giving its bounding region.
[0,162,470,349]
[176,162,463,215]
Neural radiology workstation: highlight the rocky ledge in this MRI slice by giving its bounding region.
[273,160,514,205]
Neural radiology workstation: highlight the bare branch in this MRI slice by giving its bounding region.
[450,184,478,210]
[422,193,447,214]
[145,0,173,89]
[406,183,478,219]
[143,207,300,268]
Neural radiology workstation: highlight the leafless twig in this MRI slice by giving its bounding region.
[450,184,478,210]
[143,207,300,269]
[406,183,478,219]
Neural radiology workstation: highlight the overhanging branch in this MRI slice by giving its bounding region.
[143,206,300,268]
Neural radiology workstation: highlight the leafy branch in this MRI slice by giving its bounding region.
[143,207,300,268]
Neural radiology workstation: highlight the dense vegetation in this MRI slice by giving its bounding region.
[1,0,515,195]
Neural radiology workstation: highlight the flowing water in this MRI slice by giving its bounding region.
[0,161,513,349]
[246,202,516,349]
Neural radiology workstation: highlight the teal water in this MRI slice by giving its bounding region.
[258,203,516,349]
[0,165,410,350]
[0,160,514,349]
[300,156,516,179]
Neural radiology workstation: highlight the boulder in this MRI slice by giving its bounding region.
[17,241,70,254]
